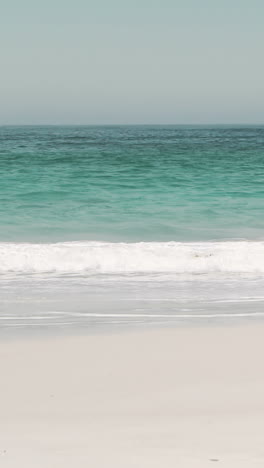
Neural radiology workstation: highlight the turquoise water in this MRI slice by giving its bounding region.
[1,125,264,333]
[1,125,264,242]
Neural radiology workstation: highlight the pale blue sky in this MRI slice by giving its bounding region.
[1,1,264,124]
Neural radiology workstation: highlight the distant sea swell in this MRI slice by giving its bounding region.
[1,125,264,243]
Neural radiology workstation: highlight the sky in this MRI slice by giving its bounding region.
[1,0,264,124]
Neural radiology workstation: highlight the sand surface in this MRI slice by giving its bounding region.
[1,324,264,467]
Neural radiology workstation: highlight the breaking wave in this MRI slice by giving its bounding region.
[0,241,264,276]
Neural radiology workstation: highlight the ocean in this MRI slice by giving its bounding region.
[1,125,264,333]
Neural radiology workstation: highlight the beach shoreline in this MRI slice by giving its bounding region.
[1,323,264,467]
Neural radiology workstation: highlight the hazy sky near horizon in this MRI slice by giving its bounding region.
[1,0,264,124]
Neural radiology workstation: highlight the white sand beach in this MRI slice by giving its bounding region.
[1,324,264,467]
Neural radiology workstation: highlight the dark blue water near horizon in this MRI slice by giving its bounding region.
[1,124,264,242]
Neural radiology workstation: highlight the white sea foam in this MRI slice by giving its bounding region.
[0,241,264,276]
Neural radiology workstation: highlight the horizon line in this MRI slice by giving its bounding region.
[1,123,264,127]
